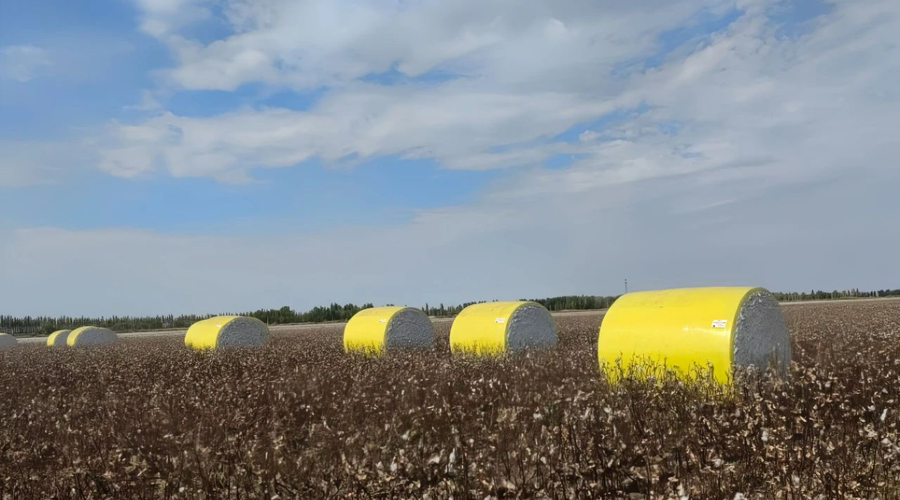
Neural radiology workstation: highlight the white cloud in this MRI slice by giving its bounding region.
[0,141,91,187]
[0,45,51,82]
[4,0,898,314]
[97,85,621,180]
[109,0,899,190]
[124,90,163,111]
[134,0,211,36]
[151,0,732,91]
[2,164,897,316]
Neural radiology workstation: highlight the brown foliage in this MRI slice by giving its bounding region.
[1,301,899,499]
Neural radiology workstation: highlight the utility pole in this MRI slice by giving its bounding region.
[624,278,628,294]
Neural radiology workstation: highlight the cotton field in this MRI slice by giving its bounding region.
[1,300,899,499]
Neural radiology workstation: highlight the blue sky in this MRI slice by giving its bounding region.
[0,0,496,232]
[1,0,898,316]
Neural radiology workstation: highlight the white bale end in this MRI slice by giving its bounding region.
[0,333,18,349]
[506,303,557,352]
[385,308,434,350]
[732,290,792,372]
[218,316,270,348]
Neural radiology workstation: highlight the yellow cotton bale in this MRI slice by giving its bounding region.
[0,333,18,349]
[597,287,791,383]
[343,306,434,354]
[47,330,71,347]
[184,316,269,350]
[67,326,118,346]
[450,301,556,355]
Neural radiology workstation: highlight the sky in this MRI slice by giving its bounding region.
[1,0,898,317]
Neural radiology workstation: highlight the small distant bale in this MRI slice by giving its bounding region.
[67,326,118,347]
[344,306,434,354]
[450,301,557,355]
[47,330,72,347]
[0,333,18,349]
[597,286,792,383]
[184,316,270,350]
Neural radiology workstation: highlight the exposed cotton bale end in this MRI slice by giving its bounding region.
[185,316,269,350]
[67,326,118,347]
[450,301,556,355]
[0,333,17,349]
[344,306,434,354]
[597,287,792,383]
[46,330,71,347]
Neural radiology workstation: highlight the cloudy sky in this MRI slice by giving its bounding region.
[1,0,897,317]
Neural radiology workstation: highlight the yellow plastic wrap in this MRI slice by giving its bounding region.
[67,327,89,346]
[598,287,765,383]
[46,330,70,347]
[450,301,535,355]
[343,306,405,353]
[184,316,239,349]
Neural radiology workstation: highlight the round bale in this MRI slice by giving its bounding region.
[0,333,18,349]
[47,329,72,347]
[598,287,792,383]
[450,301,556,355]
[184,316,269,350]
[344,306,434,353]
[67,326,118,346]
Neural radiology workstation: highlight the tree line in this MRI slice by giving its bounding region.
[0,303,370,336]
[772,288,900,301]
[2,289,897,336]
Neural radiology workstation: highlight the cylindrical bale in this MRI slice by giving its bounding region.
[47,330,71,347]
[67,326,118,347]
[184,316,269,349]
[598,287,792,383]
[450,301,556,355]
[0,333,18,349]
[343,306,434,353]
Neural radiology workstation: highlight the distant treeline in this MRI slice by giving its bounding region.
[773,288,900,301]
[2,289,897,336]
[0,303,369,336]
[526,295,618,311]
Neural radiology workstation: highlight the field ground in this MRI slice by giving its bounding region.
[1,300,899,498]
